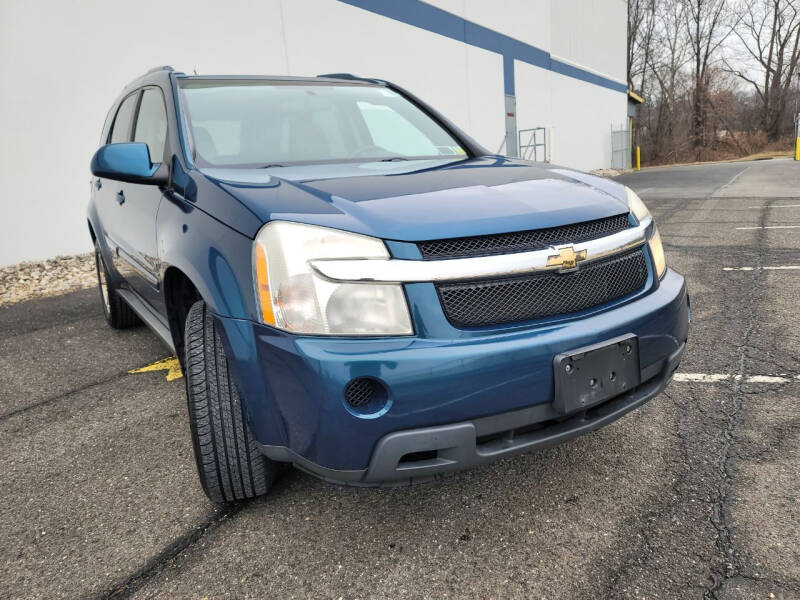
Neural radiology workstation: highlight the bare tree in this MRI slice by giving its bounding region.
[726,0,800,140]
[684,0,734,154]
[646,0,692,161]
[628,0,657,93]
[627,0,793,166]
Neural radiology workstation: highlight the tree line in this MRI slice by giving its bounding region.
[628,0,800,164]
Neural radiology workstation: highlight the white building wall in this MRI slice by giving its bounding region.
[515,0,628,171]
[0,0,626,267]
[550,0,628,82]
[426,0,551,49]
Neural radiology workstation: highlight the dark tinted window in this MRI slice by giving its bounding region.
[133,88,168,163]
[109,93,139,143]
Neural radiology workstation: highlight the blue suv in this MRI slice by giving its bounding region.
[88,66,689,503]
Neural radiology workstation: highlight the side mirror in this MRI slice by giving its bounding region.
[90,142,168,186]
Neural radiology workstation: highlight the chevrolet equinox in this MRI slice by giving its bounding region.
[88,66,689,503]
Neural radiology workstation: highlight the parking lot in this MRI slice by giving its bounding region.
[1,158,798,599]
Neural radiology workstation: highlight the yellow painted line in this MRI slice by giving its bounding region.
[128,356,183,381]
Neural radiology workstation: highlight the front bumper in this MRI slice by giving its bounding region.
[216,268,689,482]
[357,341,683,485]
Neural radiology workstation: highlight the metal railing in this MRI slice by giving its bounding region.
[611,125,632,170]
[518,127,547,161]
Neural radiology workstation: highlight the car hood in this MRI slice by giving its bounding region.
[201,157,630,241]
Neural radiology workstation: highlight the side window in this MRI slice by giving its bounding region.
[109,93,139,143]
[133,88,168,163]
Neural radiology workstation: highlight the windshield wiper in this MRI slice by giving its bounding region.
[379,157,409,162]
[258,163,286,168]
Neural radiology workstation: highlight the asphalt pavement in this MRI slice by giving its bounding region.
[1,158,798,599]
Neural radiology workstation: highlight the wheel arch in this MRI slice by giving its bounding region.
[162,265,203,369]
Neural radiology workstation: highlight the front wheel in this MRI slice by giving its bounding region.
[184,300,276,503]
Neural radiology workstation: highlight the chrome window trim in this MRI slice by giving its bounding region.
[310,217,653,283]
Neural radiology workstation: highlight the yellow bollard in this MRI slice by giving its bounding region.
[636,146,641,171]
[796,138,800,161]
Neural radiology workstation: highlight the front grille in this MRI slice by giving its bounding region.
[436,249,648,327]
[418,214,631,260]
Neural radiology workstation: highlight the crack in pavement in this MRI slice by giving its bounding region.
[0,370,133,422]
[88,471,298,600]
[88,504,244,600]
[711,166,752,197]
[592,192,722,597]
[704,200,768,599]
[0,310,102,341]
[601,388,697,597]
[596,191,793,598]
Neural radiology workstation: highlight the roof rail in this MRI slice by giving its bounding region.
[316,72,380,83]
[146,65,175,74]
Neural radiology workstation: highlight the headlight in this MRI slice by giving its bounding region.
[648,228,667,279]
[626,187,651,223]
[627,187,667,279]
[253,221,413,335]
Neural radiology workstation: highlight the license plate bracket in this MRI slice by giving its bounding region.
[553,334,640,414]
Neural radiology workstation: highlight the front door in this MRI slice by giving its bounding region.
[94,91,139,284]
[115,86,169,313]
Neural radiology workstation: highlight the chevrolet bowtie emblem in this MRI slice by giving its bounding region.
[546,245,587,272]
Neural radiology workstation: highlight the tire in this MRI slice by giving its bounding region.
[94,242,140,329]
[184,300,276,503]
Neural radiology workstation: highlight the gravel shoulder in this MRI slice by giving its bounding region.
[0,253,96,307]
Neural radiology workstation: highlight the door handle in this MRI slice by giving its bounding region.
[116,190,125,205]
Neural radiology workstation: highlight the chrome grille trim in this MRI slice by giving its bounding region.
[310,216,652,284]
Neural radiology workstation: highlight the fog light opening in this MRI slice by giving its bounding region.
[343,377,390,416]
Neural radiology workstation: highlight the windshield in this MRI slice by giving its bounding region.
[178,80,466,167]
